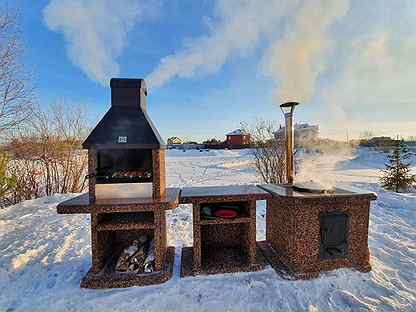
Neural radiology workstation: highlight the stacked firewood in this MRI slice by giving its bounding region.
[115,235,155,273]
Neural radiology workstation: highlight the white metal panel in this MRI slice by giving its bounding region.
[95,182,153,199]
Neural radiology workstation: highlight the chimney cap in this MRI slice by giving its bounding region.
[280,102,299,115]
[110,78,147,93]
[280,102,299,108]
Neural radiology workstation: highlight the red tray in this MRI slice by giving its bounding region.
[213,209,238,219]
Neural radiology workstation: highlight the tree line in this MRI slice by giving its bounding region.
[0,9,88,207]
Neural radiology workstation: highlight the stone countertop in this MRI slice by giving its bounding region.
[57,187,181,214]
[259,184,377,200]
[180,185,271,204]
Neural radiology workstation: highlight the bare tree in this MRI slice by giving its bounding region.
[243,119,286,184]
[5,103,89,204]
[0,8,33,138]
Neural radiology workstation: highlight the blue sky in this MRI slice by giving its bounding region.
[9,0,416,141]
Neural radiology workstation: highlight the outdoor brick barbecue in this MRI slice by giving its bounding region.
[57,78,179,288]
[55,80,378,289]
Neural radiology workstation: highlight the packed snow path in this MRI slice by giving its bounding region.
[0,149,415,312]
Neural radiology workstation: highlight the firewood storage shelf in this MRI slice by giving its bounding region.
[57,187,180,288]
[96,212,155,231]
[82,224,169,288]
[179,185,271,277]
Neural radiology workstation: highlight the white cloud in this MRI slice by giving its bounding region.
[323,31,416,138]
[147,0,299,89]
[44,0,159,86]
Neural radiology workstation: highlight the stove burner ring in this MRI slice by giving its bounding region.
[293,185,335,194]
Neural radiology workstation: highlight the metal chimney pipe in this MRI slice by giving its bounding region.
[280,102,299,185]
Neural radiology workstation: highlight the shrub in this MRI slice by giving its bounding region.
[0,153,16,205]
[3,103,89,206]
[380,139,416,192]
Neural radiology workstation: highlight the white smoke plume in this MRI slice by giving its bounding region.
[295,142,354,189]
[263,0,349,103]
[147,0,299,89]
[148,0,349,102]
[44,0,159,86]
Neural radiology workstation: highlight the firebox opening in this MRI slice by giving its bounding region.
[320,212,349,260]
[96,149,153,184]
[97,229,155,274]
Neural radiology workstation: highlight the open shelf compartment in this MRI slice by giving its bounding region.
[188,200,258,275]
[178,186,273,278]
[201,222,251,273]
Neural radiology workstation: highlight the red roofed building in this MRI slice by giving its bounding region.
[226,129,251,148]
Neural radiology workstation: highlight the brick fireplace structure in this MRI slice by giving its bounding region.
[83,78,166,203]
[57,78,179,288]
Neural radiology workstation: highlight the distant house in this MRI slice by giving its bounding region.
[275,123,319,144]
[226,129,251,148]
[167,136,183,145]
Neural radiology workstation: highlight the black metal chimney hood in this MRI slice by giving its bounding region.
[83,78,165,149]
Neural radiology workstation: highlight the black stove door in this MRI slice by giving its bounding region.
[320,213,349,260]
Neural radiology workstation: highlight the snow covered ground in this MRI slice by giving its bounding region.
[0,148,415,312]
